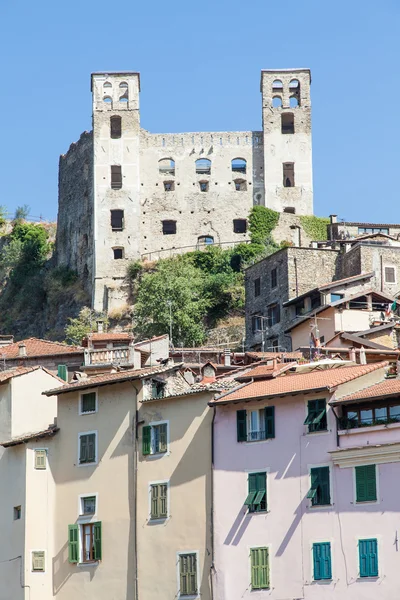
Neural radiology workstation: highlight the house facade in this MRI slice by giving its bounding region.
[211,360,400,599]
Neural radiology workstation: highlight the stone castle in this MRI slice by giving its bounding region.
[56,68,313,311]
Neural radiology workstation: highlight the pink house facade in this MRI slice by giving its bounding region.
[211,360,400,599]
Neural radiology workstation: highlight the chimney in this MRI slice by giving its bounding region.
[272,358,278,371]
[224,349,231,367]
[330,215,338,224]
[18,343,27,358]
[96,319,104,334]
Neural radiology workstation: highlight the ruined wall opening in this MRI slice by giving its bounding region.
[197,235,214,248]
[111,209,124,231]
[195,158,211,175]
[233,219,247,233]
[283,163,295,187]
[103,96,112,105]
[113,247,124,259]
[119,82,129,103]
[272,96,282,108]
[159,158,175,176]
[103,82,112,89]
[231,158,247,175]
[111,165,122,189]
[272,79,283,91]
[110,116,122,139]
[164,181,175,192]
[199,181,209,192]
[281,113,294,134]
[283,207,296,214]
[289,79,300,107]
[234,179,247,191]
[162,220,177,235]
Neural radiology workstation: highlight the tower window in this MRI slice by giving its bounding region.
[162,220,177,235]
[231,158,247,174]
[158,158,175,176]
[199,181,209,192]
[110,116,122,139]
[103,96,112,104]
[283,207,296,214]
[111,166,122,189]
[283,163,295,188]
[281,113,294,134]
[272,96,282,108]
[111,209,124,231]
[290,96,299,108]
[195,158,211,175]
[234,179,247,191]
[119,82,129,102]
[103,81,112,89]
[163,181,175,192]
[272,79,283,90]
[113,248,124,259]
[233,219,247,233]
[197,236,214,247]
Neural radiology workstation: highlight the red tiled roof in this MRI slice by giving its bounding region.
[44,363,182,396]
[236,362,297,381]
[245,351,303,360]
[210,362,389,405]
[0,366,63,384]
[0,338,83,359]
[331,378,400,405]
[0,425,59,447]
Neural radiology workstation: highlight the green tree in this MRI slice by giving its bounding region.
[65,307,108,345]
[133,257,211,346]
[13,204,30,223]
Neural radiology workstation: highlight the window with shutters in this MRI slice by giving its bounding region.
[237,407,275,443]
[150,482,168,519]
[34,449,47,470]
[359,538,378,577]
[250,547,269,589]
[178,552,198,597]
[304,399,327,433]
[307,466,331,506]
[111,165,122,189]
[68,522,102,564]
[110,115,122,139]
[32,551,45,572]
[111,209,124,231]
[57,364,68,381]
[142,422,168,456]
[384,266,396,283]
[283,162,295,187]
[313,542,331,580]
[80,392,97,415]
[267,302,280,326]
[78,431,97,465]
[244,472,267,513]
[355,465,377,503]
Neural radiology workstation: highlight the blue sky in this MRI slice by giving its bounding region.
[0,0,398,223]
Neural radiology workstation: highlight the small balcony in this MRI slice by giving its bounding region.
[84,347,133,366]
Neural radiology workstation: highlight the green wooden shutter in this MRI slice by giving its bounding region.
[57,364,68,381]
[264,406,275,438]
[160,484,168,518]
[151,485,159,519]
[319,466,330,505]
[68,524,79,563]
[159,424,168,452]
[250,548,259,589]
[251,548,269,589]
[80,435,88,463]
[304,400,317,424]
[355,466,367,502]
[142,425,151,455]
[94,522,102,561]
[366,465,377,501]
[237,410,247,442]
[356,465,376,502]
[359,540,368,577]
[245,473,258,506]
[88,434,96,462]
[368,539,378,577]
[259,548,269,588]
[313,543,331,580]
[180,554,197,595]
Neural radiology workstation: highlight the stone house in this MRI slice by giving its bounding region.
[56,68,314,312]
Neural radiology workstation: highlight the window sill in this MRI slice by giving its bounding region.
[145,451,169,460]
[77,561,99,568]
[77,461,98,468]
[305,429,330,437]
[244,438,274,445]
[357,576,379,581]
[308,504,332,511]
[248,510,269,515]
[80,411,97,416]
[338,421,400,435]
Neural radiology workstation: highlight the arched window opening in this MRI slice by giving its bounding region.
[283,163,295,188]
[119,82,128,89]
[195,158,211,175]
[110,116,122,139]
[197,236,214,248]
[103,82,112,88]
[289,79,300,90]
[272,96,282,108]
[103,96,112,104]
[272,79,283,90]
[234,179,247,191]
[231,158,247,175]
[289,96,299,108]
[233,219,247,233]
[158,158,175,176]
[119,96,128,103]
[281,113,294,134]
[163,181,175,192]
[199,181,209,192]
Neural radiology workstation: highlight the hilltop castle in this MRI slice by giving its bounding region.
[55,68,314,311]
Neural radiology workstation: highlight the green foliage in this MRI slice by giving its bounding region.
[13,204,30,223]
[300,215,330,241]
[133,257,211,346]
[0,206,7,229]
[7,222,51,284]
[249,206,280,245]
[65,307,109,346]
[127,260,142,281]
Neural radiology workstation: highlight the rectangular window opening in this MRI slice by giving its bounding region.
[307,466,330,506]
[233,219,247,233]
[179,553,198,596]
[32,551,45,572]
[113,247,124,260]
[142,422,168,455]
[355,465,377,503]
[313,542,331,580]
[150,483,168,519]
[162,220,177,235]
[250,547,269,589]
[34,449,47,470]
[79,432,97,465]
[359,538,378,577]
[81,495,96,515]
[254,278,261,297]
[81,392,96,414]
[111,209,124,231]
[245,472,267,512]
[110,115,122,139]
[283,162,295,187]
[111,165,122,190]
[304,399,327,433]
[384,266,396,283]
[271,268,277,289]
[14,505,21,520]
[267,303,280,326]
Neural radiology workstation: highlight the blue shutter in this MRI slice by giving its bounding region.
[368,539,378,577]
[313,543,331,580]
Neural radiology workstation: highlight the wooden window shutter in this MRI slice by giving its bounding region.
[57,364,68,381]
[151,485,159,519]
[80,435,88,463]
[251,548,269,589]
[35,449,46,470]
[366,465,377,501]
[319,466,330,505]
[180,554,196,595]
[356,465,376,502]
[94,522,102,561]
[160,484,168,518]
[368,539,378,576]
[142,426,151,455]
[87,434,96,463]
[264,407,275,438]
[68,524,79,563]
[159,424,168,452]
[359,540,368,577]
[250,548,259,588]
[237,410,247,442]
[313,542,331,580]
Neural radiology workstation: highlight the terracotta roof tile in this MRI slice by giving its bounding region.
[0,338,83,359]
[236,361,298,381]
[0,365,63,384]
[88,333,133,341]
[0,425,59,447]
[210,362,389,405]
[44,363,182,396]
[331,378,400,405]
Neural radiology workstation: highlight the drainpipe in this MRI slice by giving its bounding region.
[294,257,299,297]
[130,381,141,600]
[210,406,216,600]
[330,405,341,448]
